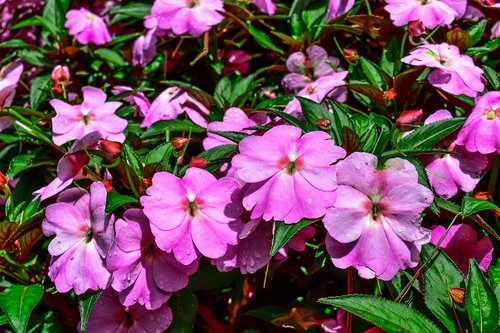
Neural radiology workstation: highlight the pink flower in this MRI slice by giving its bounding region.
[132,29,157,67]
[141,167,243,265]
[455,91,500,154]
[50,86,127,145]
[112,86,150,117]
[251,0,276,15]
[232,125,346,224]
[107,209,197,310]
[203,107,270,150]
[273,225,315,262]
[324,152,433,280]
[65,8,111,45]
[83,289,173,333]
[326,0,355,21]
[321,310,347,333]
[42,182,114,294]
[141,87,210,128]
[385,0,467,29]
[0,61,23,107]
[144,0,225,36]
[51,65,70,83]
[401,43,484,97]
[431,224,493,274]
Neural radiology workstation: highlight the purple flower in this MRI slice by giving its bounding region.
[232,125,346,224]
[321,310,347,333]
[83,289,172,333]
[141,168,243,265]
[112,86,150,117]
[65,8,111,45]
[401,43,484,97]
[323,152,433,280]
[455,91,500,154]
[107,209,197,310]
[141,87,209,128]
[251,0,276,15]
[144,0,225,36]
[50,86,127,145]
[326,0,355,21]
[0,61,23,107]
[132,29,158,67]
[42,182,114,294]
[431,224,493,274]
[203,107,270,150]
[385,0,467,29]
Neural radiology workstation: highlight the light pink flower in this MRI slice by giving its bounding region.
[111,86,150,117]
[141,168,243,265]
[385,0,467,29]
[107,209,197,310]
[0,61,23,107]
[232,125,346,224]
[141,87,209,128]
[324,152,433,280]
[132,29,157,67]
[401,43,484,97]
[326,0,355,21]
[51,65,70,83]
[50,86,127,145]
[252,0,276,15]
[65,8,111,45]
[322,310,347,333]
[83,289,173,333]
[456,91,500,154]
[431,224,493,274]
[203,107,270,150]
[42,182,114,294]
[144,0,225,36]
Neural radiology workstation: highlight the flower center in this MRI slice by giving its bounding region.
[84,229,93,243]
[123,308,134,328]
[485,107,499,120]
[141,242,156,258]
[286,161,297,175]
[368,194,383,220]
[86,13,95,22]
[185,0,199,8]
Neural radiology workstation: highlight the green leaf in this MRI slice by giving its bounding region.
[145,142,173,165]
[41,311,63,333]
[94,48,127,66]
[467,20,487,47]
[105,191,139,213]
[208,130,248,144]
[0,39,30,48]
[270,219,317,256]
[141,119,205,139]
[30,74,51,110]
[483,66,500,90]
[193,144,237,173]
[16,49,49,66]
[246,23,285,55]
[43,0,69,30]
[269,108,310,133]
[467,259,499,333]
[214,74,255,108]
[0,284,44,333]
[79,292,101,332]
[398,117,465,150]
[7,154,54,178]
[122,144,143,177]
[319,295,442,333]
[168,291,198,332]
[296,96,332,130]
[461,197,500,218]
[359,57,387,89]
[380,36,402,76]
[188,266,239,291]
[109,2,152,23]
[421,244,468,332]
[466,37,500,57]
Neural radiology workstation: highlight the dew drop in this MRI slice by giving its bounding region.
[306,198,313,204]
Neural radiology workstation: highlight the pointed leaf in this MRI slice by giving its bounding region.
[270,219,317,256]
[461,197,500,218]
[79,292,101,332]
[398,117,465,150]
[0,284,44,333]
[105,191,139,214]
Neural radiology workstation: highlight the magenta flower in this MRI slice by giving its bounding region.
[252,0,276,15]
[141,87,209,128]
[107,209,197,310]
[42,182,114,294]
[326,0,355,21]
[222,50,251,75]
[0,61,23,107]
[141,168,243,265]
[50,86,127,145]
[203,107,270,150]
[65,8,111,45]
[83,289,172,333]
[385,0,467,29]
[323,152,433,280]
[144,0,225,36]
[455,91,500,154]
[112,86,150,117]
[431,224,493,274]
[232,125,346,224]
[401,43,484,97]
[132,29,158,67]
[322,310,347,333]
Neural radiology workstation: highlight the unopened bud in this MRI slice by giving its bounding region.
[343,48,359,62]
[100,140,123,158]
[449,288,465,306]
[51,65,71,83]
[142,177,152,189]
[172,137,189,152]
[102,180,113,192]
[408,21,426,37]
[316,118,331,130]
[396,109,423,131]
[446,27,472,49]
[189,157,207,169]
[474,191,490,201]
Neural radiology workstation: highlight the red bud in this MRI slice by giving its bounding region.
[383,88,397,101]
[474,191,490,201]
[449,288,466,306]
[396,109,423,131]
[100,140,122,158]
[316,118,331,130]
[343,48,359,62]
[408,21,426,37]
[0,171,7,188]
[172,137,189,152]
[189,157,207,169]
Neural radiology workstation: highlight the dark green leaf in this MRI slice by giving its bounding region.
[467,259,499,333]
[296,97,332,129]
[484,66,500,90]
[209,130,248,143]
[30,74,51,110]
[246,23,285,55]
[41,311,63,333]
[269,108,310,133]
[359,57,387,89]
[467,20,487,46]
[16,49,49,66]
[105,191,139,213]
[79,292,101,332]
[188,266,239,291]
[109,2,152,23]
[466,37,500,57]
[380,36,402,76]
[319,295,442,333]
[94,48,127,66]
[141,119,205,139]
[7,154,54,178]
[145,142,173,165]
[0,39,30,48]
[168,291,198,332]
[398,117,465,150]
[122,144,143,177]
[0,284,44,333]
[270,219,317,256]
[197,144,237,163]
[43,0,69,30]
[214,74,255,108]
[461,197,500,218]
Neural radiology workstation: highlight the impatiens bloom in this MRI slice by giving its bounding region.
[420,110,487,199]
[321,310,347,333]
[141,87,210,128]
[50,86,127,145]
[112,86,150,117]
[431,224,493,274]
[232,125,346,224]
[42,182,114,294]
[0,61,23,107]
[385,0,467,29]
[456,91,500,154]
[324,152,433,280]
[65,8,111,45]
[144,0,225,36]
[222,50,251,75]
[203,107,270,150]
[401,43,484,97]
[141,167,243,265]
[326,0,355,21]
[132,29,158,67]
[107,209,197,310]
[252,0,276,15]
[84,289,173,333]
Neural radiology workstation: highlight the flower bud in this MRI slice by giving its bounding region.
[100,139,123,158]
[172,137,189,152]
[449,288,465,306]
[189,157,207,169]
[343,48,359,62]
[408,21,426,37]
[51,65,71,83]
[396,109,423,131]
[474,191,490,201]
[316,118,331,130]
[383,88,397,101]
[142,177,152,189]
[446,27,472,49]
[0,171,7,188]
